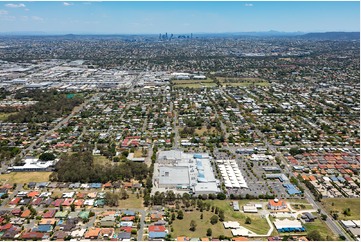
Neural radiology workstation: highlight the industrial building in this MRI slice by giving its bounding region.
[155,150,220,195]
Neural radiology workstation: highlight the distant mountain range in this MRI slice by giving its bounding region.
[0,31,359,40]
[298,32,360,40]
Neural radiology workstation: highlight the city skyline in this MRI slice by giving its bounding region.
[0,1,360,34]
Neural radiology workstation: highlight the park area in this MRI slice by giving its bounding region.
[217,77,270,87]
[171,199,271,238]
[171,210,232,238]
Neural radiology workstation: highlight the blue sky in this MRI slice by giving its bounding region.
[0,1,359,34]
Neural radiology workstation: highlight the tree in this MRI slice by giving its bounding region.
[59,205,63,212]
[177,210,184,220]
[343,208,351,216]
[70,203,75,212]
[245,217,251,224]
[39,152,56,161]
[218,210,225,221]
[206,228,212,236]
[321,214,327,220]
[210,215,218,225]
[200,213,203,219]
[171,213,176,221]
[307,230,323,241]
[190,220,197,231]
[216,192,226,200]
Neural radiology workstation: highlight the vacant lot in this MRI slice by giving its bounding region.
[172,78,214,84]
[194,127,219,136]
[0,172,51,184]
[321,198,360,220]
[93,155,113,166]
[303,215,337,240]
[119,192,143,209]
[171,210,232,238]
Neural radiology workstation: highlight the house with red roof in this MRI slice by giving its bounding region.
[11,209,22,216]
[52,199,64,207]
[43,210,56,218]
[21,231,44,240]
[9,197,21,205]
[31,198,43,206]
[121,216,135,221]
[120,227,132,233]
[27,191,40,198]
[21,210,31,218]
[62,198,74,206]
[148,225,166,233]
[0,223,13,231]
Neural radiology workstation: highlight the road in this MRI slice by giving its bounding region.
[256,128,352,240]
[2,93,101,174]
[219,89,352,240]
[171,101,180,149]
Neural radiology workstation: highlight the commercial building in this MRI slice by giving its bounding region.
[155,150,220,195]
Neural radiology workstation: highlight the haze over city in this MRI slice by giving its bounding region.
[0,1,360,34]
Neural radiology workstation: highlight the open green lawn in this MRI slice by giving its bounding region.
[173,83,217,89]
[221,82,270,87]
[171,210,232,238]
[0,112,17,121]
[0,172,51,184]
[217,77,270,87]
[118,192,143,209]
[172,78,214,84]
[288,199,314,210]
[93,155,113,166]
[208,200,270,235]
[218,77,266,82]
[321,198,360,220]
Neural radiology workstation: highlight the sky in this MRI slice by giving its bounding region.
[0,1,359,34]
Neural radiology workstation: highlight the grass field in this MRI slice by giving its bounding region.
[171,210,233,238]
[288,199,314,210]
[0,172,51,184]
[133,149,144,158]
[221,82,270,87]
[217,77,270,87]
[118,192,143,209]
[172,78,214,84]
[93,155,113,166]
[173,83,217,89]
[208,200,270,235]
[321,198,360,220]
[0,112,17,121]
[303,216,338,240]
